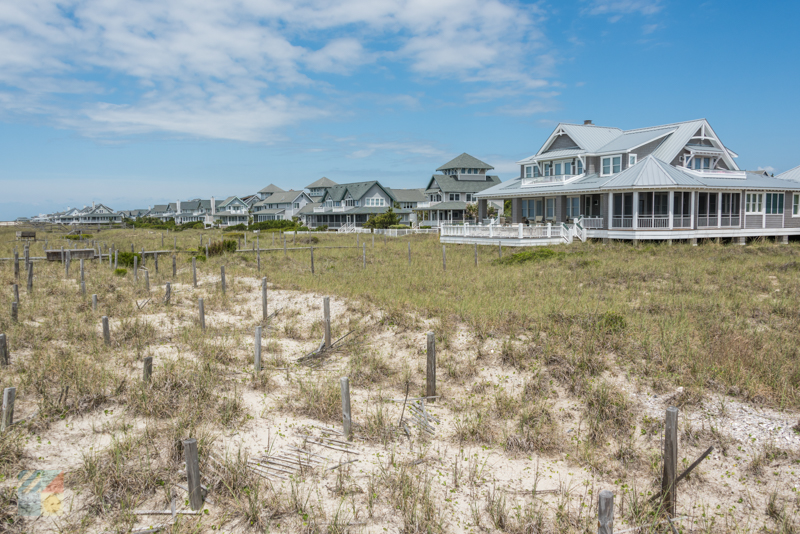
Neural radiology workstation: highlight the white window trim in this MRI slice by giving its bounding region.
[600,154,622,176]
[764,192,784,215]
[745,192,764,214]
[629,154,637,166]
[793,194,800,217]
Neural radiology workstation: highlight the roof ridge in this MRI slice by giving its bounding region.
[622,119,706,134]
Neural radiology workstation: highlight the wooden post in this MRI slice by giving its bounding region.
[143,356,153,382]
[141,247,146,267]
[12,284,19,305]
[192,258,197,288]
[257,237,260,271]
[80,281,86,297]
[341,377,351,440]
[2,387,15,432]
[261,278,268,320]
[498,242,502,259]
[134,255,138,282]
[598,490,614,534]
[11,302,18,323]
[145,270,150,292]
[183,438,204,510]
[283,235,287,257]
[65,250,70,277]
[205,244,208,258]
[220,266,226,294]
[131,243,134,253]
[426,332,436,400]
[161,233,164,248]
[662,407,678,517]
[26,263,32,293]
[272,232,275,246]
[102,316,110,345]
[172,255,176,278]
[0,334,7,366]
[323,297,331,349]
[92,294,97,311]
[114,250,118,270]
[80,258,85,283]
[310,246,315,274]
[155,252,159,274]
[13,252,18,280]
[474,243,478,266]
[293,231,296,244]
[165,283,171,304]
[442,245,446,272]
[362,243,366,269]
[174,235,177,250]
[238,237,241,250]
[408,241,411,265]
[198,298,205,330]
[254,326,262,372]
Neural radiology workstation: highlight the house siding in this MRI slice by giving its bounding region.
[785,192,800,228]
[631,137,667,162]
[745,215,763,229]
[765,215,783,229]
[546,134,579,151]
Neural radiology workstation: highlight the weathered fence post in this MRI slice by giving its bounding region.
[141,247,146,267]
[323,297,331,348]
[198,298,205,330]
[165,283,171,304]
[92,294,97,311]
[261,278,268,320]
[254,326,262,372]
[598,490,614,534]
[192,258,197,288]
[133,255,138,282]
[205,244,209,258]
[2,387,15,432]
[13,252,19,280]
[257,236,260,271]
[145,270,151,292]
[114,250,118,270]
[0,334,7,366]
[155,253,159,274]
[26,263,33,293]
[283,234,287,257]
[131,243,134,253]
[498,242,502,259]
[143,356,153,382]
[663,407,678,516]
[272,232,275,247]
[65,250,71,277]
[80,281,86,297]
[362,243,366,269]
[220,266,226,294]
[172,255,176,278]
[12,284,19,306]
[442,245,446,272]
[341,377,351,440]
[161,233,164,248]
[408,241,411,265]
[80,259,85,283]
[102,316,110,345]
[183,438,204,510]
[310,246,315,274]
[174,235,177,250]
[11,302,18,324]
[426,332,436,400]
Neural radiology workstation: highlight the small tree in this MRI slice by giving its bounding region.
[363,207,401,229]
[487,205,498,218]
[466,203,478,221]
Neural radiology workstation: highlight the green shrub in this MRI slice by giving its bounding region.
[497,248,564,265]
[116,252,141,268]
[114,268,127,277]
[176,221,204,231]
[250,220,298,231]
[65,234,93,240]
[313,225,329,232]
[187,254,207,262]
[207,240,237,256]
[296,226,310,232]
[223,224,247,232]
[388,224,410,229]
[130,217,175,230]
[224,232,245,239]
[363,207,401,229]
[420,225,432,229]
[597,311,626,334]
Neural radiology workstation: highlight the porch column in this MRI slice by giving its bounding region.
[690,191,695,229]
[717,192,722,228]
[633,191,639,229]
[478,199,487,221]
[668,190,674,230]
[608,192,613,229]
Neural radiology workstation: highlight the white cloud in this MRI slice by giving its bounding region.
[0,0,553,141]
[348,141,448,160]
[584,0,663,18]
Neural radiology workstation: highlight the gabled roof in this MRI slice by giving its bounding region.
[322,181,395,203]
[306,177,338,189]
[594,126,676,155]
[777,165,800,182]
[425,174,501,194]
[390,188,427,202]
[258,184,285,194]
[600,156,701,188]
[253,190,309,206]
[83,204,117,215]
[437,153,494,171]
[218,196,247,208]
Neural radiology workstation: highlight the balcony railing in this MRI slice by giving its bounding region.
[582,217,604,229]
[313,207,328,213]
[638,216,669,228]
[520,174,577,187]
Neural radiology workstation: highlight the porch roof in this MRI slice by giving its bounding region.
[420,201,467,210]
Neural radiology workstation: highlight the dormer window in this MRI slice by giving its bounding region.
[577,160,583,174]
[601,156,622,176]
[693,157,711,170]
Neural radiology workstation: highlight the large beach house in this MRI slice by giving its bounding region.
[445,119,800,245]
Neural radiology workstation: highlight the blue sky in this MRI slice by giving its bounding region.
[1,0,799,219]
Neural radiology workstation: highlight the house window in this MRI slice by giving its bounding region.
[294,203,300,209]
[745,193,763,213]
[545,198,555,220]
[466,194,473,202]
[794,194,800,216]
[544,163,551,176]
[694,157,711,170]
[555,163,562,176]
[629,154,637,166]
[577,159,583,175]
[601,156,621,176]
[567,197,580,219]
[449,193,460,201]
[533,166,540,178]
[564,162,572,175]
[765,193,784,214]
[525,166,533,178]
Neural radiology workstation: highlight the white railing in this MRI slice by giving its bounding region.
[520,174,579,187]
[574,222,586,242]
[582,217,604,229]
[637,216,669,228]
[440,223,570,241]
[313,206,328,213]
[337,222,355,233]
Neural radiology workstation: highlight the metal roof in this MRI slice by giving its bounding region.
[253,190,306,206]
[422,201,468,210]
[601,156,702,188]
[258,184,285,194]
[390,188,427,202]
[559,124,621,152]
[523,148,585,162]
[253,208,286,214]
[436,153,494,171]
[595,127,675,154]
[426,174,501,194]
[322,181,395,203]
[777,165,800,182]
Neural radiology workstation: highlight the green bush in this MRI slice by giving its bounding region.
[388,224,410,229]
[129,217,175,230]
[497,248,564,265]
[114,268,127,277]
[207,240,237,256]
[363,207,401,229]
[296,226,310,232]
[223,224,247,232]
[116,252,141,268]
[176,221,204,231]
[313,225,329,232]
[187,254,207,262]
[250,220,298,231]
[224,233,245,239]
[65,234,93,240]
[420,225,431,229]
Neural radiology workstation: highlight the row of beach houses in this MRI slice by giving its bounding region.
[27,118,800,245]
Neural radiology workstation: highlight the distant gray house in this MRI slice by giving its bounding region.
[256,184,285,202]
[449,119,800,246]
[305,177,338,203]
[252,190,312,222]
[415,153,502,227]
[303,181,412,230]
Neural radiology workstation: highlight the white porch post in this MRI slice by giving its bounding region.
[608,192,613,229]
[547,223,552,238]
[518,223,523,238]
[717,192,722,228]
[668,190,674,229]
[690,191,695,229]
[633,191,639,229]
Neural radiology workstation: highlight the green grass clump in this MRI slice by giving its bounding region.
[116,251,141,268]
[496,248,564,265]
[114,268,127,276]
[207,240,237,256]
[65,233,93,240]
